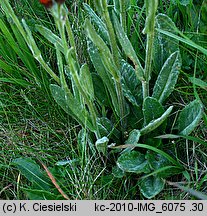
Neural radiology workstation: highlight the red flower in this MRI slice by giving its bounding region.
[39,0,53,8]
[39,0,65,8]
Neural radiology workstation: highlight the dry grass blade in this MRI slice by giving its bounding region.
[38,160,70,200]
[167,181,207,200]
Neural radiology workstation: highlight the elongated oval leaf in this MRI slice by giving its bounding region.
[143,97,165,125]
[152,51,181,103]
[154,13,179,73]
[50,84,95,132]
[13,158,52,190]
[176,100,203,135]
[91,73,110,107]
[125,129,141,144]
[117,151,150,173]
[113,13,144,81]
[121,60,142,106]
[140,106,173,135]
[87,40,119,115]
[83,3,109,44]
[139,176,165,199]
[80,64,94,100]
[85,19,119,80]
[36,25,64,53]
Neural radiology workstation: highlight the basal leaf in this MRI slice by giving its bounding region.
[50,84,95,132]
[121,60,142,106]
[95,136,109,155]
[113,13,144,81]
[36,25,64,53]
[117,151,150,173]
[91,73,110,107]
[176,100,203,135]
[80,64,94,100]
[112,166,125,178]
[83,3,109,44]
[152,51,181,103]
[13,158,52,190]
[140,106,173,135]
[139,176,165,199]
[87,40,119,115]
[143,97,165,127]
[125,129,141,145]
[154,14,179,73]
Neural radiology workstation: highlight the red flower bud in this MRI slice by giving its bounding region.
[39,0,53,8]
[39,0,65,8]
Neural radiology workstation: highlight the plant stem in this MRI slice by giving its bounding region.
[119,0,127,32]
[55,6,100,138]
[36,55,60,84]
[143,32,154,97]
[101,0,126,134]
[101,0,120,68]
[142,0,158,99]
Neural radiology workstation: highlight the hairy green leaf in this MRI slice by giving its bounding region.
[91,73,110,107]
[13,158,51,190]
[152,51,181,103]
[140,106,173,135]
[87,40,119,114]
[139,176,165,199]
[36,25,64,53]
[80,64,94,100]
[50,84,95,132]
[95,136,109,155]
[176,100,203,135]
[113,13,144,81]
[117,151,150,173]
[83,3,109,44]
[154,14,179,73]
[121,60,142,106]
[125,129,141,144]
[85,19,119,80]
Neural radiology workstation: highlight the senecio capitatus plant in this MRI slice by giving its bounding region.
[1,0,203,198]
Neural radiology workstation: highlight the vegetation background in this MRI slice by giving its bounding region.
[0,0,207,200]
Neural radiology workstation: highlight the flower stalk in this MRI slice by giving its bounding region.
[142,0,158,99]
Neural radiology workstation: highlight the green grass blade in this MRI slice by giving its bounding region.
[156,28,207,56]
